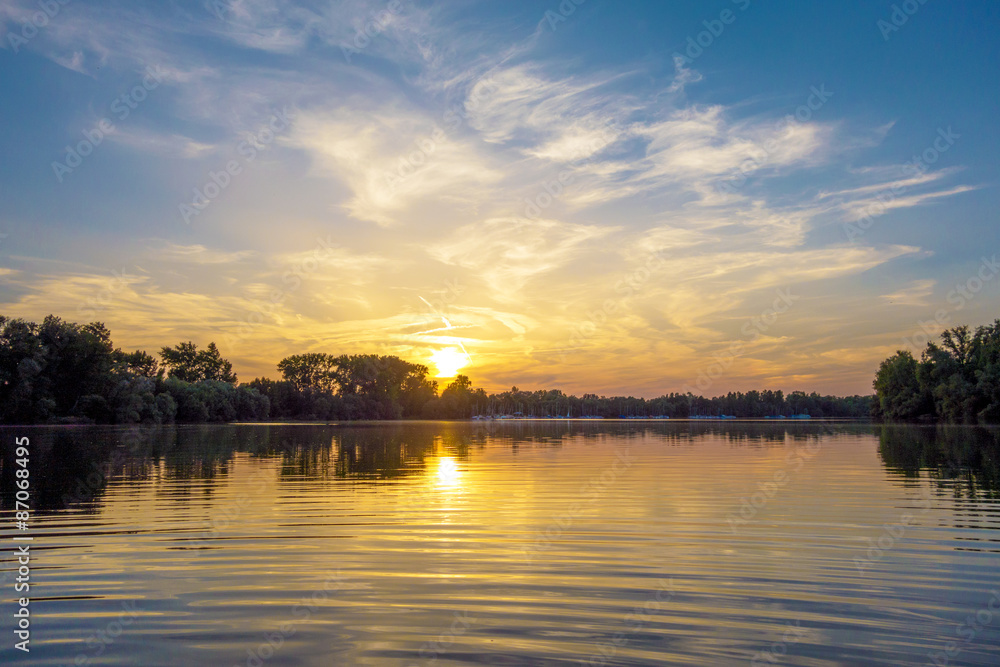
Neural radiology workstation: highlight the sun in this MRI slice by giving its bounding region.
[430,347,469,378]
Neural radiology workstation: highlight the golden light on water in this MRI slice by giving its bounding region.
[435,456,461,488]
[430,347,469,378]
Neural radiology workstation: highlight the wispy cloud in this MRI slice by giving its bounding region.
[286,107,504,225]
[0,0,987,396]
[428,217,617,299]
[149,242,257,265]
[881,279,936,307]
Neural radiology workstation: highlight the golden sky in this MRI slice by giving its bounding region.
[1,1,997,397]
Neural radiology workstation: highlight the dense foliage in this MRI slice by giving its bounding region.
[250,353,439,420]
[412,384,871,420]
[873,321,1000,423]
[0,314,872,424]
[252,361,871,421]
[0,316,266,424]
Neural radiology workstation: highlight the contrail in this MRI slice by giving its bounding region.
[419,296,473,362]
[411,324,475,336]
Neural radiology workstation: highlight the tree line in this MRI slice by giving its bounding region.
[873,320,1000,424]
[0,316,268,424]
[0,314,871,424]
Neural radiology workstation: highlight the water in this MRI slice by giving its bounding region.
[1,422,999,666]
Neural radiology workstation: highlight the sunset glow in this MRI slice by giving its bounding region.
[3,3,1000,664]
[0,1,996,399]
[430,347,469,379]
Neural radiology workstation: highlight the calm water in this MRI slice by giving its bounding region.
[1,422,999,666]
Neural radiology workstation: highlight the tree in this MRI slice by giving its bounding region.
[39,317,116,415]
[114,349,161,378]
[873,350,933,422]
[0,316,49,422]
[160,378,268,422]
[160,341,237,384]
[271,353,438,419]
[0,316,116,420]
[445,374,472,392]
[972,320,1000,422]
[438,374,473,418]
[277,353,339,393]
[871,319,1000,424]
[328,355,434,418]
[400,371,437,418]
[940,325,974,365]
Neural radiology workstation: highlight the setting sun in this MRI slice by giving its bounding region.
[430,347,469,378]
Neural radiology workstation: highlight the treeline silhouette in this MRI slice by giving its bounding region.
[873,321,1000,423]
[0,316,268,424]
[0,315,870,424]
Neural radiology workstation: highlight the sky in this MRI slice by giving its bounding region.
[0,0,998,397]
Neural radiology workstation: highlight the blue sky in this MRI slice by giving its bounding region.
[1,0,998,396]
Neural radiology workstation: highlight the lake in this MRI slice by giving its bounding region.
[1,422,999,666]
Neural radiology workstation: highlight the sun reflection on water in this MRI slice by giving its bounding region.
[435,456,461,489]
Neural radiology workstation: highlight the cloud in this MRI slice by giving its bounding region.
[667,55,703,93]
[840,185,978,222]
[881,279,936,307]
[428,216,617,299]
[633,106,830,190]
[51,50,87,74]
[455,64,840,220]
[148,242,257,265]
[286,107,503,225]
[0,0,984,396]
[108,127,217,159]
